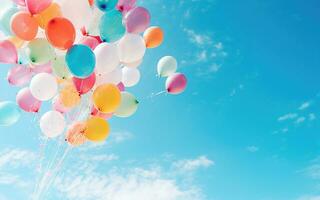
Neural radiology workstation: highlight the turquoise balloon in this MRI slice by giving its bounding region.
[99,10,125,42]
[0,101,21,126]
[95,0,118,12]
[66,44,96,78]
[0,6,18,35]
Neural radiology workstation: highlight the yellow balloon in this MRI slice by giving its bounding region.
[60,84,81,108]
[93,84,121,113]
[34,3,62,29]
[84,117,110,142]
[8,36,24,48]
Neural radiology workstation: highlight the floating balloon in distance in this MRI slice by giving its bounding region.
[93,83,121,113]
[7,65,33,86]
[166,73,187,95]
[157,56,177,77]
[117,0,136,13]
[40,110,65,138]
[125,7,150,34]
[99,10,125,42]
[95,68,122,86]
[144,26,164,48]
[73,73,96,95]
[0,40,17,63]
[11,12,38,41]
[79,36,100,50]
[0,101,21,126]
[34,3,62,29]
[26,0,52,14]
[91,107,112,119]
[16,87,41,113]
[45,17,75,50]
[66,44,96,78]
[0,6,18,35]
[66,122,87,146]
[26,38,55,65]
[121,67,140,87]
[114,92,138,117]
[84,117,110,142]
[59,84,81,108]
[12,0,26,6]
[94,43,119,75]
[118,34,146,63]
[52,55,71,79]
[30,73,58,101]
[52,95,70,114]
[95,0,118,11]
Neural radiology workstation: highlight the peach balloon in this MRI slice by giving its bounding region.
[34,3,62,29]
[143,26,164,48]
[59,84,81,108]
[66,122,87,146]
[11,12,38,41]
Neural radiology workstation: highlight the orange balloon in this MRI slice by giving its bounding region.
[59,84,81,108]
[34,3,62,29]
[143,26,164,48]
[66,122,87,146]
[11,12,38,41]
[88,0,94,6]
[45,17,75,50]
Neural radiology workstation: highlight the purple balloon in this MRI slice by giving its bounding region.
[166,73,187,95]
[125,7,150,34]
[117,0,136,13]
[16,87,42,113]
[7,65,33,86]
[0,40,18,64]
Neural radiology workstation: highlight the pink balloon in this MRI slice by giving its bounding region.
[16,87,41,113]
[79,36,100,50]
[117,82,125,91]
[166,73,187,95]
[0,40,18,64]
[12,0,26,6]
[7,65,33,86]
[91,107,112,119]
[125,7,150,34]
[31,62,53,74]
[52,96,70,114]
[26,0,52,14]
[117,0,136,13]
[72,73,96,95]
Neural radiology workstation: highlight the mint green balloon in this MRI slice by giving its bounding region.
[114,92,139,118]
[26,38,55,65]
[52,55,71,79]
[0,6,18,36]
[0,101,21,126]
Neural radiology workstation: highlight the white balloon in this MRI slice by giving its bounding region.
[95,68,122,87]
[30,73,58,101]
[122,67,140,87]
[122,59,143,68]
[157,56,177,77]
[94,43,120,75]
[118,34,146,63]
[87,6,104,36]
[40,111,66,138]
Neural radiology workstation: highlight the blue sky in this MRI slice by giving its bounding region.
[0,0,320,200]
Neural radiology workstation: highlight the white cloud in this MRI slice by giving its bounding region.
[173,156,214,172]
[295,117,306,124]
[111,131,134,144]
[246,146,259,153]
[309,113,316,121]
[278,113,298,121]
[183,28,212,47]
[299,101,311,110]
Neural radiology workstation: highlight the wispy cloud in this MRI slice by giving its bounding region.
[173,156,214,172]
[299,101,311,110]
[278,113,298,122]
[246,146,259,153]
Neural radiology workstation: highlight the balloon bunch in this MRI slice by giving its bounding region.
[0,0,187,146]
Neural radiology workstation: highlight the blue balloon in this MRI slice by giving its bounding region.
[95,0,118,12]
[0,101,21,126]
[100,10,125,42]
[65,45,96,78]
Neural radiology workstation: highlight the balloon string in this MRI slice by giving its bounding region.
[145,90,166,99]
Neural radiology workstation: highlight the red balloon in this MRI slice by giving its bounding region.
[72,73,96,95]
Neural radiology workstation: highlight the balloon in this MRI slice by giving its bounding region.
[40,110,65,138]
[11,12,38,41]
[26,0,52,14]
[72,73,96,95]
[157,56,177,77]
[93,83,121,113]
[34,3,62,29]
[52,96,70,114]
[86,6,104,36]
[166,73,187,95]
[30,73,58,101]
[88,0,94,6]
[0,101,20,126]
[114,92,138,117]
[66,122,87,146]
[94,43,119,75]
[26,38,55,65]
[117,0,136,13]
[121,67,140,87]
[99,10,125,42]
[59,84,81,108]
[31,61,53,73]
[0,6,18,35]
[79,36,100,50]
[66,44,96,78]
[95,68,122,86]
[122,59,142,68]
[144,26,164,48]
[84,117,110,142]
[7,65,33,86]
[12,0,26,6]
[0,40,18,64]
[52,56,71,79]
[118,34,146,63]
[45,17,75,50]
[117,82,125,91]
[125,7,150,34]
[8,36,24,49]
[95,0,118,12]
[16,87,41,113]
[91,107,112,119]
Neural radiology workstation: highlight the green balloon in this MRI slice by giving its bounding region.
[114,92,139,118]
[52,55,71,79]
[0,101,21,126]
[26,38,55,65]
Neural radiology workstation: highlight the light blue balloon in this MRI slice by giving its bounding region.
[0,6,18,36]
[95,0,118,12]
[100,10,125,42]
[0,101,21,126]
[65,45,96,78]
